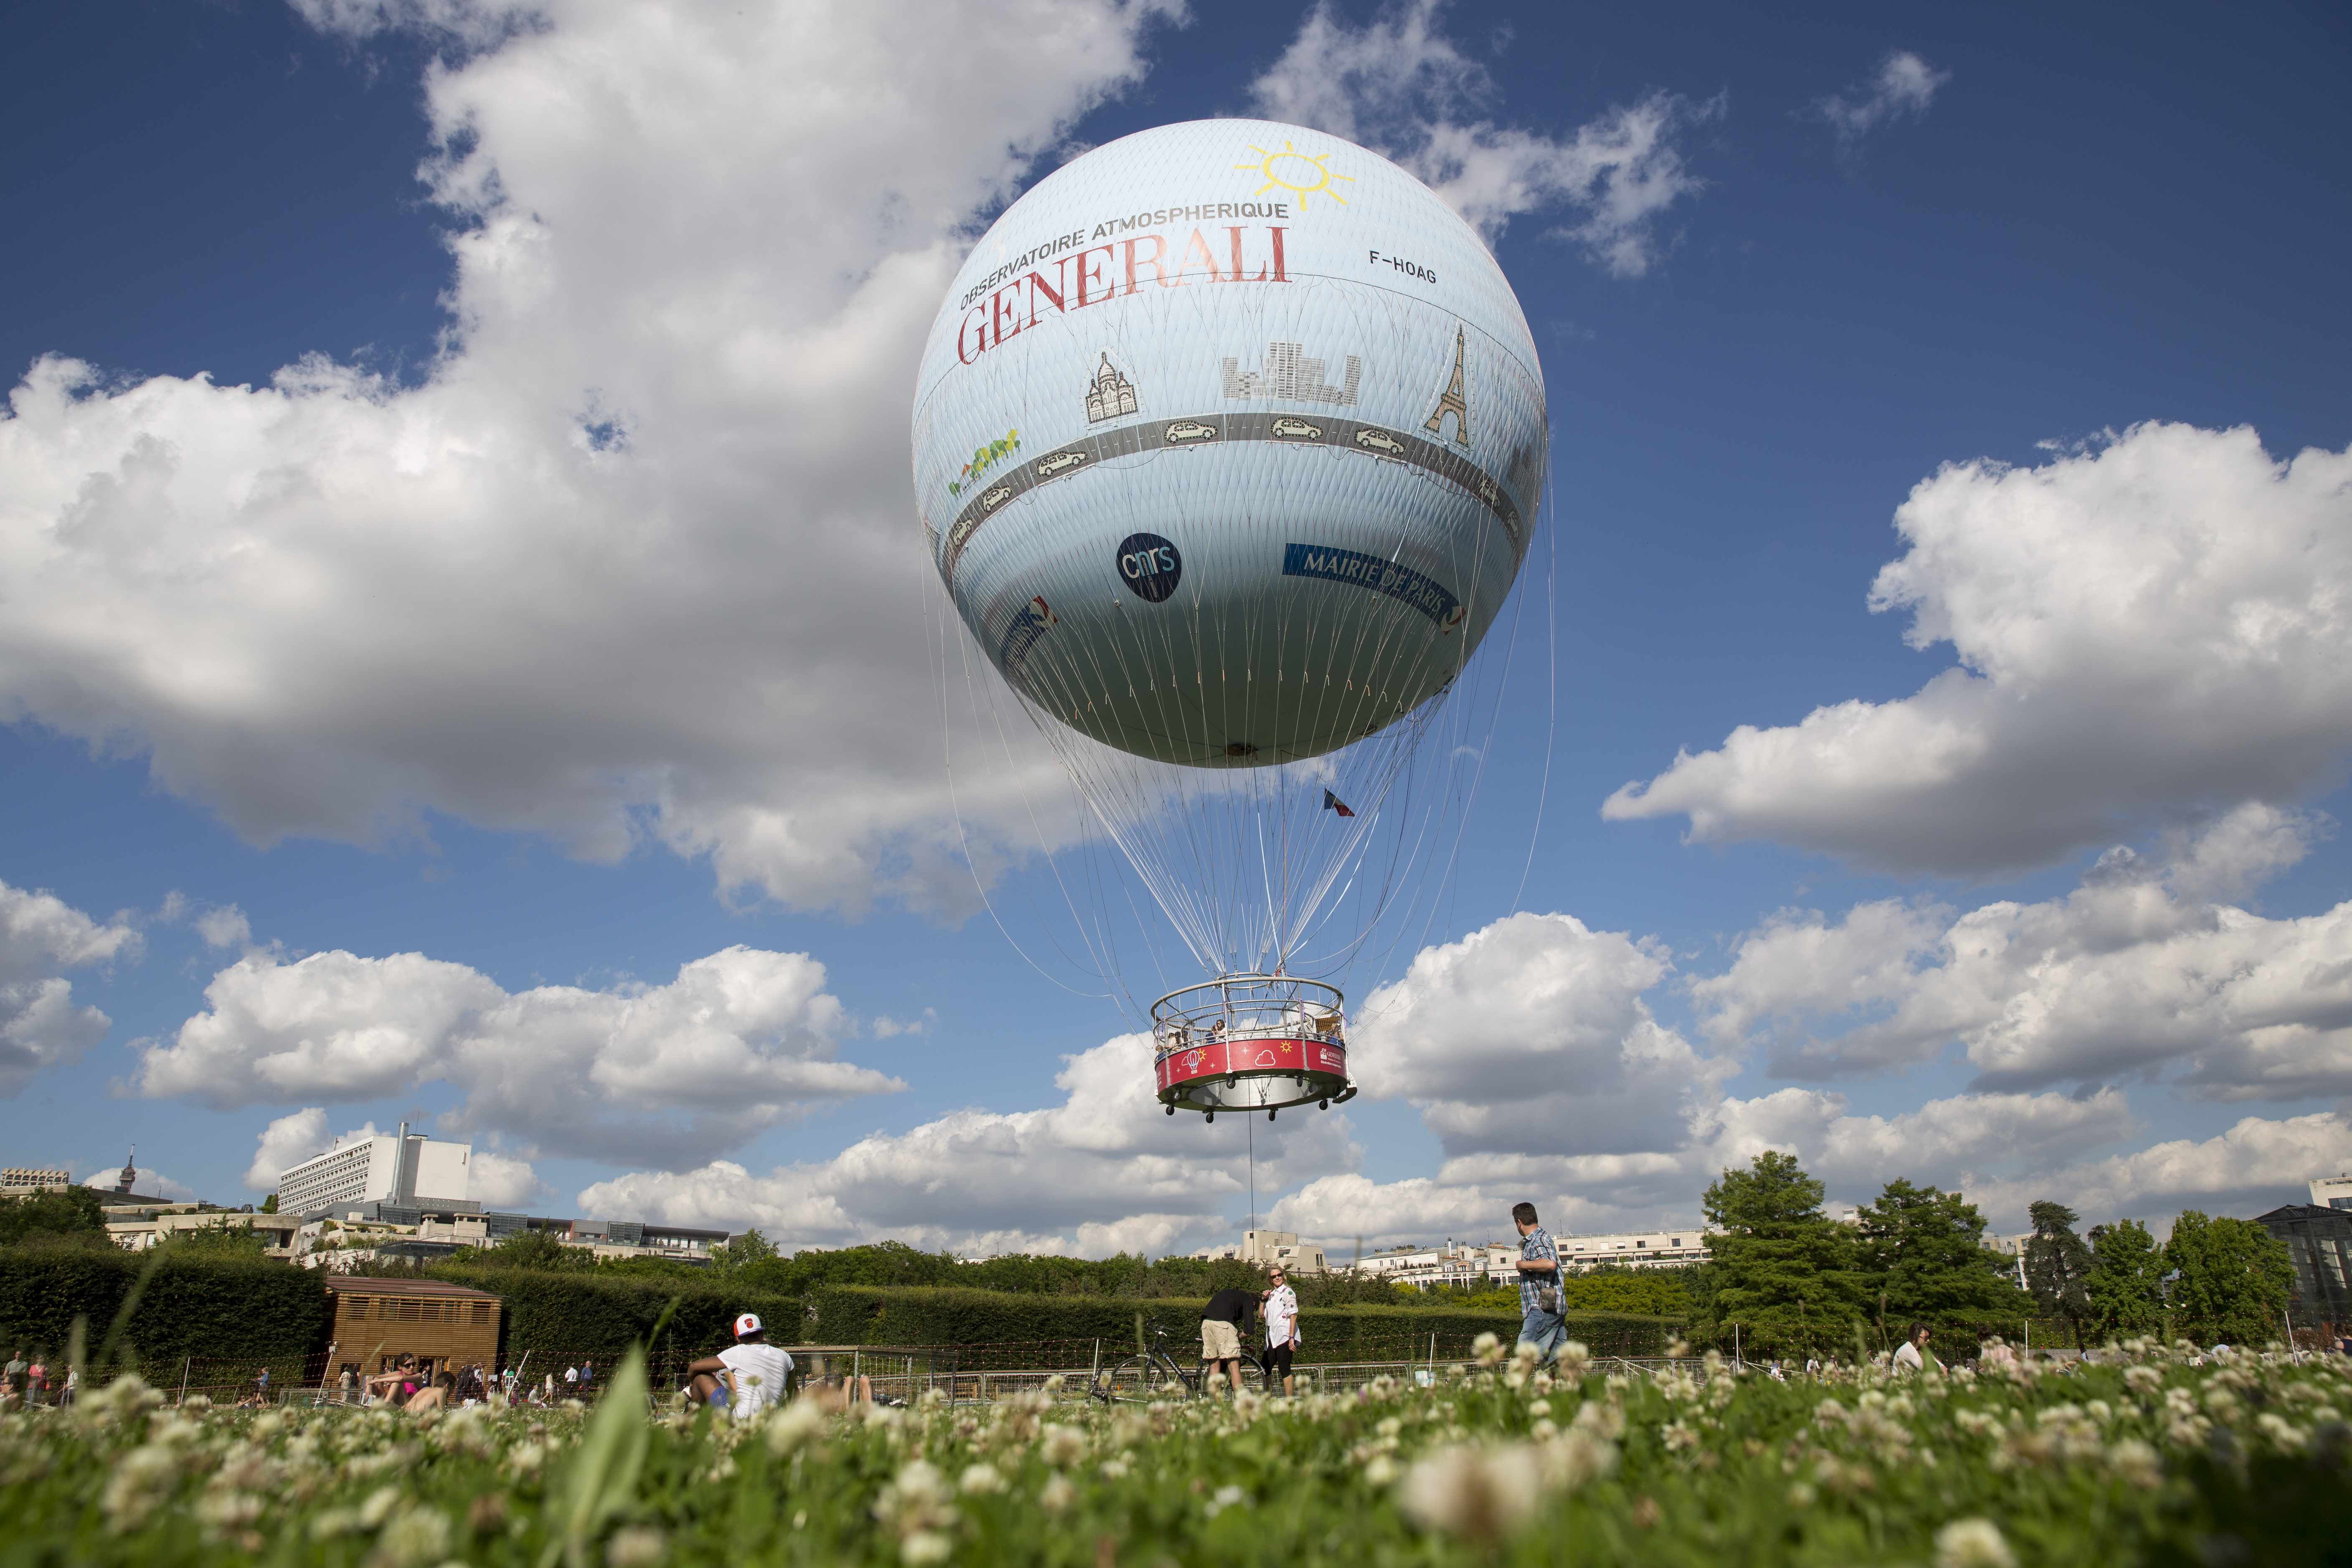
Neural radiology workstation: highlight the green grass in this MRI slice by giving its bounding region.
[2,1339,2346,1566]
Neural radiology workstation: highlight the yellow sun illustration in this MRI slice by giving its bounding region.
[1236,141,1355,209]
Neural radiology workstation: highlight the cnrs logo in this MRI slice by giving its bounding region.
[1116,533,1183,602]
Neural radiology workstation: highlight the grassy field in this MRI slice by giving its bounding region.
[2,1337,2346,1566]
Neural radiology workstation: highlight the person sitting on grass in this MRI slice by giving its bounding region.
[684,1344,737,1413]
[686,1313,794,1421]
[802,1372,875,1412]
[404,1372,455,1414]
[1894,1322,1938,1375]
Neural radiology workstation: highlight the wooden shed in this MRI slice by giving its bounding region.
[322,1276,502,1385]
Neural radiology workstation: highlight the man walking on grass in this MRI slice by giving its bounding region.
[1511,1201,1565,1357]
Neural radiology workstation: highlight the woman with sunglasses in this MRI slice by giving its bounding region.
[1260,1269,1302,1395]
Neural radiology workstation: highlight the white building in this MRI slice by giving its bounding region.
[277,1123,475,1218]
[1,1167,72,1195]
[2311,1174,2352,1212]
[1554,1230,1711,1271]
[1192,1229,1328,1274]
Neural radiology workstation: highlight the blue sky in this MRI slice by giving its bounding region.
[2,0,2347,1255]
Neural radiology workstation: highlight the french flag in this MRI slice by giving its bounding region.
[1323,789,1356,818]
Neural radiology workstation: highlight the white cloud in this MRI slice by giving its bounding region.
[81,1164,197,1202]
[468,1147,549,1208]
[580,1034,1360,1253]
[1811,50,1949,150]
[1691,805,2352,1098]
[191,905,253,950]
[1960,1111,2352,1231]
[1247,0,1717,267]
[245,1107,335,1190]
[0,880,141,1095]
[0,0,1171,916]
[1351,912,1730,1157]
[1604,424,2352,875]
[142,944,902,1167]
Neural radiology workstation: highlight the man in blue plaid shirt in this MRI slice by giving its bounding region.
[1511,1201,1565,1356]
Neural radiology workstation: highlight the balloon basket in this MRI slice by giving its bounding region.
[1151,974,1355,1117]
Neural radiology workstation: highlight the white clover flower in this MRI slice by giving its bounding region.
[1039,1473,1077,1514]
[374,1505,451,1567]
[1934,1518,2016,1568]
[1363,1454,1400,1487]
[1472,1334,1505,1368]
[1556,1342,1593,1379]
[606,1526,667,1568]
[1398,1443,1542,1544]
[100,1444,182,1533]
[765,1400,827,1456]
[1099,1459,1129,1480]
[958,1463,1006,1496]
[358,1486,404,1530]
[1665,1339,1691,1360]
[901,1530,952,1565]
[1535,1427,1617,1493]
[1038,1425,1087,1467]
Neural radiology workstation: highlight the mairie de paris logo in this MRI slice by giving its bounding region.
[1236,141,1355,211]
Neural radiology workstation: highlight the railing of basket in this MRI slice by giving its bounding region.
[1148,975,1345,1060]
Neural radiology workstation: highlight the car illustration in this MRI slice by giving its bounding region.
[1163,419,1219,443]
[981,485,1013,511]
[1353,427,1405,456]
[1035,450,1088,478]
[1270,416,1322,440]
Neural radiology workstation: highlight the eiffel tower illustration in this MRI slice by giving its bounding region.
[1422,326,1471,447]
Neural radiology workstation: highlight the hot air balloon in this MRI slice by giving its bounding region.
[911,119,1547,1119]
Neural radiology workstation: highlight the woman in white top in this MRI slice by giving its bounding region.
[1260,1269,1302,1396]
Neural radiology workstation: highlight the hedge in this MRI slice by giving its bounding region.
[803,1285,1683,1362]
[0,1250,329,1385]
[429,1266,802,1370]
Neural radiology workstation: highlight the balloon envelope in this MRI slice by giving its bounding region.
[913,120,1547,771]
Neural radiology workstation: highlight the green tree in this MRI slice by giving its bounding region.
[706,1228,777,1276]
[2085,1218,2167,1337]
[2023,1200,2096,1347]
[258,1194,279,1215]
[1698,1151,1867,1355]
[1854,1179,2028,1337]
[462,1230,596,1272]
[0,1186,108,1248]
[2166,1210,2295,1346]
[156,1216,268,1256]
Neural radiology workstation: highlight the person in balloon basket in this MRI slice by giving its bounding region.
[1511,1201,1565,1357]
[1199,1285,1257,1396]
[688,1312,794,1420]
[1260,1267,1302,1396]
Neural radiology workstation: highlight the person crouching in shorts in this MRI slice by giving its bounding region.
[1260,1268,1301,1395]
[1199,1284,1256,1396]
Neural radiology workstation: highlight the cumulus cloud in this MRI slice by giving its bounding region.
[0,0,1176,916]
[0,880,141,1095]
[1247,0,1717,267]
[1811,50,1949,151]
[1351,912,1731,1157]
[81,1164,196,1201]
[1273,1087,2337,1242]
[143,944,902,1167]
[1692,805,2352,1098]
[245,1107,338,1191]
[468,1147,550,1208]
[579,1035,1359,1253]
[1604,424,2352,875]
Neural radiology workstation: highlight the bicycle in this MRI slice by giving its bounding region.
[1092,1317,1265,1403]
